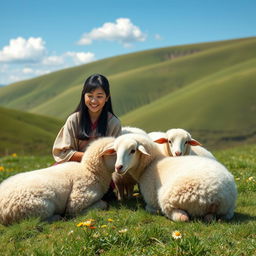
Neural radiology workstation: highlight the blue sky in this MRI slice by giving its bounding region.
[0,0,255,85]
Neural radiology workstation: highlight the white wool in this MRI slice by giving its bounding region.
[0,137,116,225]
[112,126,147,200]
[112,134,236,221]
[148,131,170,156]
[121,126,148,136]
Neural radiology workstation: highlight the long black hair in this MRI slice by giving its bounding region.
[74,74,116,140]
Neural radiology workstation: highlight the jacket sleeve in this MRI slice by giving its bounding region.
[107,115,122,137]
[52,114,79,163]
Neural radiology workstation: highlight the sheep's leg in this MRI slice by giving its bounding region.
[165,208,190,222]
[116,184,124,201]
[204,203,219,222]
[204,214,216,223]
[126,184,134,199]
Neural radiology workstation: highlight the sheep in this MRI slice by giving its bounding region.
[121,126,148,136]
[150,128,216,160]
[110,133,237,222]
[111,126,147,201]
[148,131,170,156]
[0,137,116,225]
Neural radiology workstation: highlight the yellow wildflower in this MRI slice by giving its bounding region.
[118,228,128,233]
[107,218,114,222]
[172,230,182,239]
[101,225,107,228]
[0,166,4,172]
[132,193,140,197]
[248,176,254,181]
[11,153,17,157]
[76,219,95,227]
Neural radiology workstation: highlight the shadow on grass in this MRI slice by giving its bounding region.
[230,212,256,223]
[109,196,146,211]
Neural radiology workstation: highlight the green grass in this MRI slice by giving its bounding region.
[0,144,255,256]
[0,107,63,155]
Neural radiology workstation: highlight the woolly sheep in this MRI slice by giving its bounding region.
[0,137,116,225]
[111,126,147,201]
[150,128,216,159]
[110,133,237,222]
[148,131,170,156]
[121,126,148,136]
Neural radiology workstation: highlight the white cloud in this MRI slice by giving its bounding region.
[22,67,34,74]
[78,18,147,47]
[0,37,46,63]
[65,51,95,65]
[0,36,97,84]
[0,51,96,84]
[42,55,65,66]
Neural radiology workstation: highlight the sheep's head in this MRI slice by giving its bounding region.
[153,128,201,157]
[166,129,201,156]
[104,134,151,175]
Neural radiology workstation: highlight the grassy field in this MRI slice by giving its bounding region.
[0,107,63,155]
[0,144,255,256]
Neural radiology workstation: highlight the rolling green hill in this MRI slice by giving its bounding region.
[0,37,254,119]
[0,107,63,155]
[0,37,256,150]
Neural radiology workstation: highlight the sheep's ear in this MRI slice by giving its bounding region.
[187,139,202,146]
[100,148,116,156]
[138,145,150,156]
[100,144,116,156]
[154,138,168,144]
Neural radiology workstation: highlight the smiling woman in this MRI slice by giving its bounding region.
[52,74,121,163]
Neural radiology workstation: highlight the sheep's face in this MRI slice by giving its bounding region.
[113,137,149,175]
[166,129,201,157]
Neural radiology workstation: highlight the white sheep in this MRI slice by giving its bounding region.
[111,133,237,222]
[148,131,170,156]
[150,128,216,159]
[111,126,146,201]
[121,126,148,136]
[0,137,116,225]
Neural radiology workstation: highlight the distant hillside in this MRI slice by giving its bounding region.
[0,107,63,155]
[0,37,256,150]
[121,57,256,149]
[0,37,253,119]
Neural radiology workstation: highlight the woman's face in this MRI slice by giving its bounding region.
[84,87,109,114]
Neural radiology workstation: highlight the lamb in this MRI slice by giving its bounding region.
[110,133,237,222]
[0,137,116,225]
[149,128,215,159]
[111,126,146,201]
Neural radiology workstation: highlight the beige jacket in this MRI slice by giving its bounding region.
[52,112,121,162]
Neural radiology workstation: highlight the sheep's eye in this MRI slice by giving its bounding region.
[185,141,188,145]
[168,140,172,144]
[130,149,136,154]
